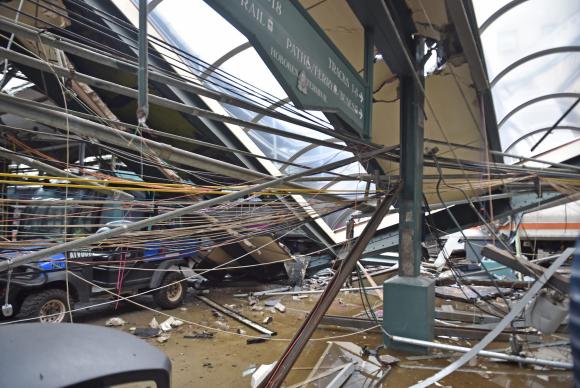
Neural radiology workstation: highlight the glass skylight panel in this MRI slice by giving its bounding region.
[247,127,310,161]
[505,129,579,161]
[500,96,580,141]
[560,103,580,127]
[473,0,580,164]
[481,0,580,81]
[257,111,335,140]
[491,53,580,121]
[145,0,374,236]
[472,0,512,27]
[330,161,366,176]
[219,48,288,105]
[151,0,247,65]
[293,146,350,169]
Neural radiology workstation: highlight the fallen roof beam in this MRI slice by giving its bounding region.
[0,47,347,151]
[0,15,371,148]
[0,92,271,183]
[0,92,390,208]
[481,245,569,294]
[0,145,134,200]
[0,144,383,273]
[1,100,356,182]
[425,138,580,173]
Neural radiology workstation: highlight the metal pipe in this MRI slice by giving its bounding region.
[137,0,148,124]
[196,295,276,336]
[0,143,389,273]
[0,103,353,181]
[0,146,133,200]
[0,93,393,197]
[392,336,572,369]
[531,97,580,152]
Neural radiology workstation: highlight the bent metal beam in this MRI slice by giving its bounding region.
[0,92,279,185]
[0,145,134,201]
[0,92,391,201]
[0,145,389,273]
[0,46,347,151]
[0,15,372,149]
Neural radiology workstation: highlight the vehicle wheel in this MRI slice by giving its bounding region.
[153,272,186,309]
[18,289,70,323]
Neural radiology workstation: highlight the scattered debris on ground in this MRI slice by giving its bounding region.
[105,317,126,327]
[184,331,214,339]
[133,327,161,338]
[251,362,276,388]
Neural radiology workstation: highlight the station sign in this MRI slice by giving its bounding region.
[204,0,366,134]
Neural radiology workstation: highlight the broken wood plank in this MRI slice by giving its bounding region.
[481,245,569,294]
[356,262,383,300]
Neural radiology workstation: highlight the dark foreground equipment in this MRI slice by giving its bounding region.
[0,323,171,388]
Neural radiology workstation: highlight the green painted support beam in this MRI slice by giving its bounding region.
[383,276,434,352]
[398,37,425,278]
[384,37,435,352]
[137,0,149,124]
[363,27,375,141]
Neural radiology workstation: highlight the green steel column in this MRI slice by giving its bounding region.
[137,0,149,125]
[398,37,425,278]
[362,27,374,141]
[383,37,434,353]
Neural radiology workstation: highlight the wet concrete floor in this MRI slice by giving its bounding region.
[76,285,572,387]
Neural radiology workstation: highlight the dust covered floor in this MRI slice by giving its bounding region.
[76,285,573,387]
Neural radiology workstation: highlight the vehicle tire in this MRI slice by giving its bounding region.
[18,289,70,323]
[153,272,186,309]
